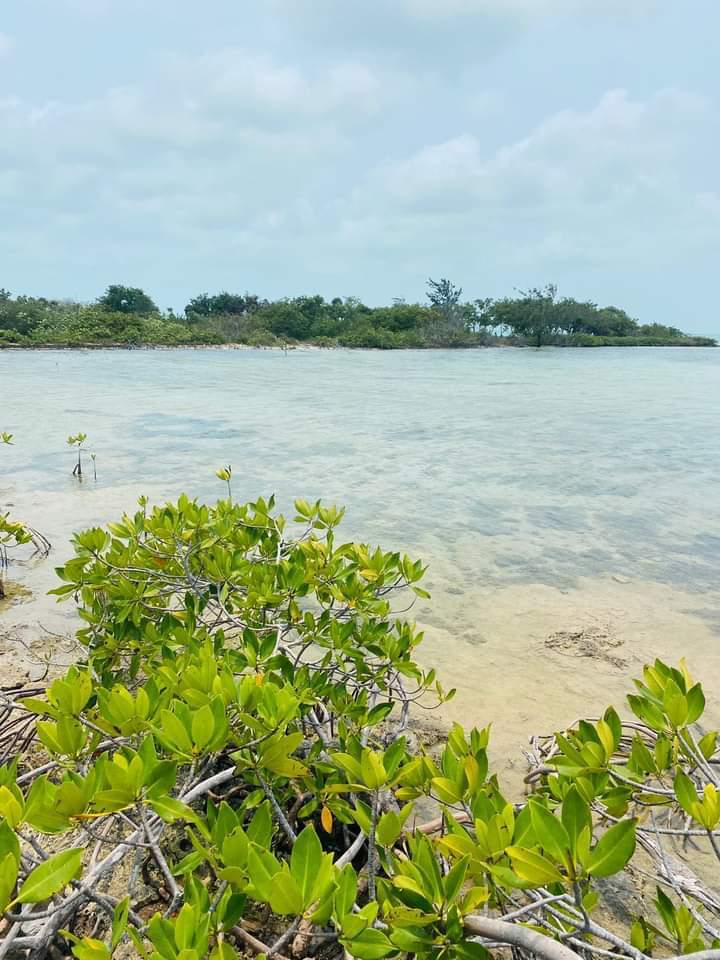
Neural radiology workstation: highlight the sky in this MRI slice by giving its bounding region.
[1,0,719,333]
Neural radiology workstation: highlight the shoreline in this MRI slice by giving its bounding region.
[0,341,716,352]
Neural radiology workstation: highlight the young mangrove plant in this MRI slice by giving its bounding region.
[215,464,233,500]
[66,432,88,478]
[0,435,51,597]
[0,513,33,599]
[0,495,717,960]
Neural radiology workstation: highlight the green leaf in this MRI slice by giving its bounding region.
[290,826,322,906]
[334,864,357,918]
[0,852,18,913]
[247,802,273,847]
[342,928,396,960]
[587,820,636,878]
[149,797,204,833]
[627,695,665,732]
[17,848,84,904]
[389,928,435,953]
[112,896,130,949]
[247,845,280,901]
[603,707,622,750]
[376,811,402,848]
[685,683,705,724]
[0,820,20,868]
[431,777,463,804]
[506,846,563,885]
[443,855,469,905]
[655,886,677,937]
[360,750,386,790]
[663,681,689,728]
[70,938,111,960]
[174,903,196,951]
[561,787,591,858]
[698,731,717,760]
[211,942,239,960]
[528,799,570,863]
[191,704,214,751]
[269,871,304,916]
[674,771,699,817]
[0,786,23,829]
[366,703,393,726]
[157,709,193,755]
[594,720,616,761]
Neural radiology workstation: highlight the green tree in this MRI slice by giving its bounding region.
[184,292,260,318]
[97,285,158,316]
[426,277,464,330]
[491,284,560,347]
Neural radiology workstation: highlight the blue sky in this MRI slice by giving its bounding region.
[1,0,719,332]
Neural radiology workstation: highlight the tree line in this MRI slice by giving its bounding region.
[0,281,715,348]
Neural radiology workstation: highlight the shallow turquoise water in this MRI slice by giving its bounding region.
[2,346,719,760]
[2,346,719,591]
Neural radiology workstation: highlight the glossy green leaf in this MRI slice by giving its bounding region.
[17,848,84,904]
[587,819,636,877]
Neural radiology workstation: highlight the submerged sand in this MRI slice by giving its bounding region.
[3,561,718,796]
[414,573,720,789]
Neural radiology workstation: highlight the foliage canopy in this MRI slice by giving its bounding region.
[0,494,718,960]
[0,282,714,348]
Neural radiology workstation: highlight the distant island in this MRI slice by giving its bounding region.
[1,280,715,349]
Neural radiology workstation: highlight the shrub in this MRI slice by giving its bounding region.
[0,495,718,960]
[244,329,282,347]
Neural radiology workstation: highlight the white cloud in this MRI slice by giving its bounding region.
[340,88,717,269]
[0,45,411,271]
[0,33,14,57]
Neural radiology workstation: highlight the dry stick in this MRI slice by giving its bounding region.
[18,765,238,955]
[541,898,646,960]
[464,915,582,960]
[366,790,379,902]
[0,905,38,960]
[410,812,470,835]
[257,770,297,844]
[268,918,300,958]
[669,954,720,960]
[141,806,182,917]
[708,828,720,862]
[232,924,291,960]
[335,830,367,868]
[647,813,720,942]
[499,894,570,923]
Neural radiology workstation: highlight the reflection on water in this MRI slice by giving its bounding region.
[2,346,720,775]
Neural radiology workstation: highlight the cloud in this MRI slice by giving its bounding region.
[0,33,14,57]
[0,0,717,334]
[0,46,412,280]
[339,88,717,272]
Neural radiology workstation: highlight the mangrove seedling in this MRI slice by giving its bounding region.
[67,432,88,478]
[0,512,50,598]
[0,513,31,599]
[1,432,13,445]
[91,452,97,481]
[215,464,233,500]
